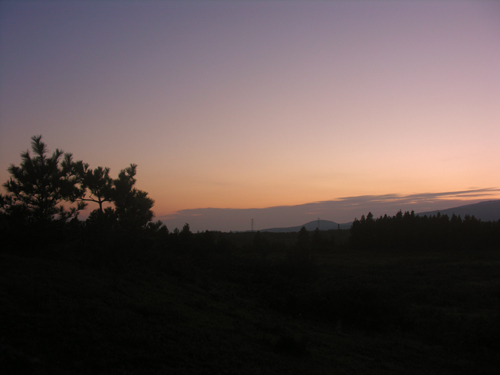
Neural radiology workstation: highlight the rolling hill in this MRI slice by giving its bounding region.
[259,200,500,232]
[417,200,500,221]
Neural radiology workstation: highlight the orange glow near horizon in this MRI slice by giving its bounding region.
[1,1,500,230]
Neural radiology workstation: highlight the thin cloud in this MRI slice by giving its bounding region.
[159,188,500,232]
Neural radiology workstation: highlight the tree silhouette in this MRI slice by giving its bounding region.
[297,226,309,250]
[179,223,192,243]
[78,165,114,215]
[1,135,161,249]
[349,209,500,250]
[112,164,154,230]
[2,135,85,225]
[311,228,322,251]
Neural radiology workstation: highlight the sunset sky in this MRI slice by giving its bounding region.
[1,1,499,231]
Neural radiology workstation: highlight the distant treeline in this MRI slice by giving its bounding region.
[350,210,500,250]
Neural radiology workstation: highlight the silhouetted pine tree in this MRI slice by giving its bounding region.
[1,136,86,245]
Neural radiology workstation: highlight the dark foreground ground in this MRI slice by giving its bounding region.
[1,234,500,374]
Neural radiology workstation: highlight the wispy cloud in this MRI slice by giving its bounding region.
[159,188,500,232]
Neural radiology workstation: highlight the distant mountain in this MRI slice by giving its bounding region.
[261,219,352,233]
[258,200,500,233]
[417,200,500,221]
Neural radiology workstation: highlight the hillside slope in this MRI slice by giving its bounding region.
[1,242,499,374]
[417,200,500,221]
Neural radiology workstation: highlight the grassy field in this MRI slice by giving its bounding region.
[1,232,500,374]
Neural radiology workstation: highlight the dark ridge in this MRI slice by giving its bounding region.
[261,219,352,232]
[417,200,500,221]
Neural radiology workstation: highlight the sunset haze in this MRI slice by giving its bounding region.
[1,1,499,231]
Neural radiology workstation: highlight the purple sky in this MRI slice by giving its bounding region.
[1,1,499,231]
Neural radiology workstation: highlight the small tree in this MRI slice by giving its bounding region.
[2,135,85,225]
[113,164,154,230]
[297,226,309,250]
[78,165,114,214]
[311,228,323,252]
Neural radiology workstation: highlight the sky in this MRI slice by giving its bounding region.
[1,0,499,232]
